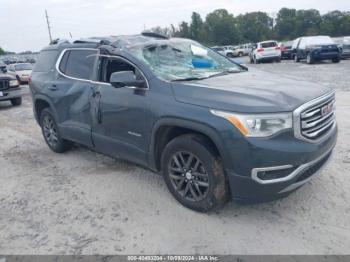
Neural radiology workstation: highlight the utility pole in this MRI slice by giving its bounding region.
[45,9,52,43]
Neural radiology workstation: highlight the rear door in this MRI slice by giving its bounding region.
[54,48,98,147]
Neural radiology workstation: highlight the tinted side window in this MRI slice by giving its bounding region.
[33,50,58,72]
[61,49,97,80]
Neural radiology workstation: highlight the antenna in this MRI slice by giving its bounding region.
[45,9,53,42]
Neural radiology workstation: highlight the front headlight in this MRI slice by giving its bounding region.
[211,110,293,137]
[9,80,19,87]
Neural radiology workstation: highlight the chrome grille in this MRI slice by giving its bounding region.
[0,80,9,91]
[294,91,336,142]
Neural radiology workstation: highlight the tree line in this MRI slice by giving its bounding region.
[150,8,350,45]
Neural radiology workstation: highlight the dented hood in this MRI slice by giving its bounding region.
[171,68,332,113]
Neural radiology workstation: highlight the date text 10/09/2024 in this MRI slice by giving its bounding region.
[127,256,219,261]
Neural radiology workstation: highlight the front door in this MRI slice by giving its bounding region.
[91,56,150,166]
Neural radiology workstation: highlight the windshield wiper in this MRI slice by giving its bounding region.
[171,77,208,82]
[208,69,243,79]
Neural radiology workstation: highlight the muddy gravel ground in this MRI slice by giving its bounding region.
[0,59,350,255]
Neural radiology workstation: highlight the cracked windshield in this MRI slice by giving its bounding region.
[129,39,243,81]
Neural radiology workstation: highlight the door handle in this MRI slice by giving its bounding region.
[48,85,58,91]
[92,90,101,98]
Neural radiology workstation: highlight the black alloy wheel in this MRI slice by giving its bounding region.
[161,134,229,212]
[40,108,71,153]
[42,114,59,148]
[168,151,209,202]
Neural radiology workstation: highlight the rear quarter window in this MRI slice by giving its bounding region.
[33,50,58,72]
[59,49,98,80]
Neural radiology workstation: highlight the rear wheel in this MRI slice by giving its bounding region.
[332,58,340,63]
[10,97,22,106]
[227,53,234,58]
[40,108,71,153]
[161,135,229,212]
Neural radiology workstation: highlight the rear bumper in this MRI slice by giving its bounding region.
[225,125,337,202]
[256,55,280,62]
[0,88,21,101]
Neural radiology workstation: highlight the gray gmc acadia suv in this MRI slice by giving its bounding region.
[29,33,337,212]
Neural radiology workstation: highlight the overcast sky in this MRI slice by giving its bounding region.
[1,0,349,52]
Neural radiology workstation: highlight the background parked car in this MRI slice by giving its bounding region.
[249,40,281,63]
[332,36,350,59]
[212,46,235,58]
[235,43,254,57]
[293,36,340,64]
[6,63,33,84]
[279,41,294,59]
[0,67,22,106]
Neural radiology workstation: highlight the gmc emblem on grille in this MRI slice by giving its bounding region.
[321,103,333,116]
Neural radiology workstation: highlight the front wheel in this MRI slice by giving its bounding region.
[40,108,71,153]
[294,55,300,62]
[10,97,22,106]
[332,58,340,63]
[161,135,229,212]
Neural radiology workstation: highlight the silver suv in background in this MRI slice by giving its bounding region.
[332,36,350,59]
[212,46,235,58]
[235,43,254,57]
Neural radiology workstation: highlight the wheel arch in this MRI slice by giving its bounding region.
[33,95,58,125]
[149,118,228,172]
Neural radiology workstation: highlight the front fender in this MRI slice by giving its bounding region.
[148,117,231,171]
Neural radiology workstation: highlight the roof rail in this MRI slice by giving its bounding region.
[50,38,70,45]
[141,31,169,40]
[73,37,115,46]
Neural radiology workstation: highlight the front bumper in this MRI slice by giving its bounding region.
[19,75,30,82]
[0,88,22,101]
[224,124,337,202]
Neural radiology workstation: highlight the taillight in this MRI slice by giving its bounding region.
[257,48,264,52]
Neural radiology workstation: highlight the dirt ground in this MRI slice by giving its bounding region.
[0,59,349,255]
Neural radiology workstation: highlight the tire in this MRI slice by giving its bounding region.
[10,97,22,106]
[254,56,259,64]
[16,75,22,85]
[306,53,313,64]
[161,134,229,212]
[227,53,234,58]
[332,58,340,63]
[238,52,243,57]
[276,58,281,63]
[40,108,71,153]
[294,55,300,63]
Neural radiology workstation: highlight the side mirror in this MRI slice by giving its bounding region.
[110,71,146,89]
